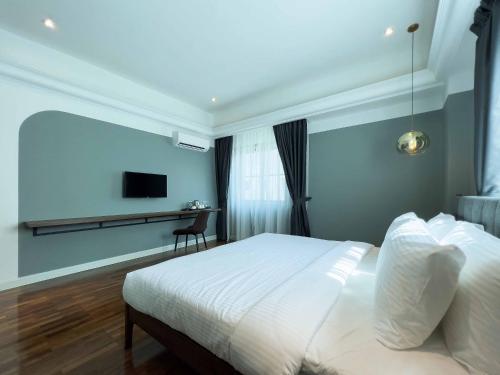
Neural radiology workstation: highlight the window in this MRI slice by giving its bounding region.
[228,127,291,240]
[239,145,288,202]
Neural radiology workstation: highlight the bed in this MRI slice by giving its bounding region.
[122,233,468,374]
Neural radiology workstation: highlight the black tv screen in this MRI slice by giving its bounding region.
[123,172,167,198]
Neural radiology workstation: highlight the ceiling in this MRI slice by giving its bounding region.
[0,0,439,119]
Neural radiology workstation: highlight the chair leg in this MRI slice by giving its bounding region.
[195,234,199,252]
[174,235,179,252]
[185,234,188,251]
[202,232,207,249]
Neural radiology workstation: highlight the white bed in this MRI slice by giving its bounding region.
[123,233,467,374]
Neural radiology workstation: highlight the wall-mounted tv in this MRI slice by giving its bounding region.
[123,171,167,198]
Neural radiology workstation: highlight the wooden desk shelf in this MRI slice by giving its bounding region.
[25,208,220,236]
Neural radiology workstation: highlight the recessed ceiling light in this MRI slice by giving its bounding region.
[43,18,56,30]
[384,27,395,37]
[211,97,217,103]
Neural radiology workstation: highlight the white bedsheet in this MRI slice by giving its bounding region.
[123,234,465,374]
[123,233,371,374]
[303,249,468,375]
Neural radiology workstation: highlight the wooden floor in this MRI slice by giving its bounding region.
[0,241,224,375]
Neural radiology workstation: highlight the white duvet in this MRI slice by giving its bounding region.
[123,233,466,374]
[123,233,371,374]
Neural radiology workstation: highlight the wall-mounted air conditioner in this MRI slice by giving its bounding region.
[172,131,210,152]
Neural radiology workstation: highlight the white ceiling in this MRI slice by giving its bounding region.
[0,0,439,121]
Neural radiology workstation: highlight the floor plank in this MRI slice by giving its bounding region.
[0,241,224,375]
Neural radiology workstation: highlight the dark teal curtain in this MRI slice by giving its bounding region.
[471,0,500,195]
[273,119,311,237]
[215,136,233,241]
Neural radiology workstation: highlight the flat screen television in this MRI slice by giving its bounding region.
[123,171,167,198]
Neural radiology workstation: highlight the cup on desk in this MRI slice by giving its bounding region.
[186,200,207,210]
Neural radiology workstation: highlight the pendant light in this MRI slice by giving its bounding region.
[397,23,430,155]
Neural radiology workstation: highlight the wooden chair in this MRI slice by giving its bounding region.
[173,211,210,252]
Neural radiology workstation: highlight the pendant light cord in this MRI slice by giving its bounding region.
[411,30,414,130]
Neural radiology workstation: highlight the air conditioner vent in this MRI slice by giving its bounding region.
[172,131,210,152]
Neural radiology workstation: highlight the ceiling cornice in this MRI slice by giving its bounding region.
[213,70,444,137]
[0,61,214,136]
[0,28,214,137]
[427,0,478,82]
[0,0,477,139]
[212,0,478,137]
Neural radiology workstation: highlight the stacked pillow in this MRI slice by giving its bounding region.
[374,214,465,349]
[440,222,500,374]
[375,212,500,374]
[427,212,458,240]
[427,212,484,240]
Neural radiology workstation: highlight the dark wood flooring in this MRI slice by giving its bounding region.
[0,241,224,375]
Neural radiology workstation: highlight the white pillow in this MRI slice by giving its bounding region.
[428,212,455,225]
[384,212,418,238]
[374,217,465,349]
[441,222,500,374]
[427,213,484,241]
[427,213,457,241]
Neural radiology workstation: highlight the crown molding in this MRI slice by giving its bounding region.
[0,61,215,136]
[428,0,478,84]
[213,69,444,137]
[212,0,477,137]
[1,0,477,140]
[308,82,446,134]
[446,68,474,97]
[0,28,214,136]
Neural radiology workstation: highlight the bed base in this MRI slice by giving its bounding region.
[124,304,240,374]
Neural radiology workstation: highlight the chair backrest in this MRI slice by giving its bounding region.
[192,211,210,232]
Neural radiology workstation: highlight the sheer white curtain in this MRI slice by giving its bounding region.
[228,127,291,240]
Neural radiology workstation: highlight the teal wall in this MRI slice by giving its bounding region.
[19,111,216,276]
[309,110,446,246]
[308,91,475,246]
[443,90,476,212]
[18,92,475,273]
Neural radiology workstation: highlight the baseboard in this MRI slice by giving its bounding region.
[0,235,217,292]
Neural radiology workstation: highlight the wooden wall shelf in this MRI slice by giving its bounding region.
[25,208,220,236]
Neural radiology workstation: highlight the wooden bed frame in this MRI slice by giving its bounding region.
[124,304,241,374]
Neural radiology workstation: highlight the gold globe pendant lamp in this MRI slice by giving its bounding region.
[397,23,430,155]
